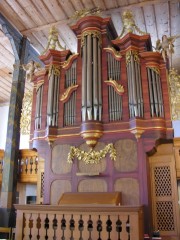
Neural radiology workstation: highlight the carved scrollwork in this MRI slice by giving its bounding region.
[104,78,124,95]
[81,30,102,48]
[104,47,122,60]
[126,50,139,64]
[168,68,180,120]
[48,64,60,78]
[60,84,79,103]
[62,53,79,69]
[20,90,33,135]
[148,66,160,75]
[67,143,116,164]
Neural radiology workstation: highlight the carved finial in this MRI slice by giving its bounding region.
[117,10,146,39]
[42,26,65,54]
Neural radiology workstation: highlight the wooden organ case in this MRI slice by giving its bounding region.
[30,15,179,238]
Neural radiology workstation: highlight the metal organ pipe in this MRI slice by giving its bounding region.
[147,67,164,118]
[47,66,60,127]
[107,52,122,121]
[81,32,102,122]
[64,61,77,126]
[126,51,143,118]
[82,38,87,122]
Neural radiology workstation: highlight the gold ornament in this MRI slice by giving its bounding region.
[126,50,139,64]
[104,79,124,95]
[104,47,122,59]
[81,30,102,48]
[67,143,116,164]
[168,68,180,120]
[60,84,79,103]
[117,10,146,39]
[42,26,65,54]
[71,7,101,21]
[48,64,60,78]
[20,90,33,135]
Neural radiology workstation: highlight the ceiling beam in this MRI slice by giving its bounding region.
[20,0,178,35]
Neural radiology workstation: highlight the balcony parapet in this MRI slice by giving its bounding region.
[15,204,144,240]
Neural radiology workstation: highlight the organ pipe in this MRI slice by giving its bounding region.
[47,65,60,127]
[81,31,102,122]
[64,60,77,126]
[107,52,122,121]
[35,84,43,129]
[126,51,143,118]
[147,67,164,117]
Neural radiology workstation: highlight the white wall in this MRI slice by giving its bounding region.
[0,105,9,149]
[0,105,30,149]
[173,120,180,137]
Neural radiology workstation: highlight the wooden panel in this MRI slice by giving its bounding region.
[50,179,72,204]
[52,144,72,174]
[114,139,137,172]
[78,179,107,192]
[149,143,180,239]
[114,178,140,205]
[174,138,180,179]
[58,192,121,205]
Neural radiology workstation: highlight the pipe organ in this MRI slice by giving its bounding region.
[30,14,180,239]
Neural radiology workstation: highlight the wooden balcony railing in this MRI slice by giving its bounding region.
[0,149,39,184]
[15,204,144,240]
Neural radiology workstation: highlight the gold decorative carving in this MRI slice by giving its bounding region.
[22,61,42,82]
[148,67,160,75]
[81,30,102,48]
[60,85,79,103]
[67,143,116,164]
[168,68,180,120]
[104,78,124,95]
[131,128,144,140]
[117,10,146,39]
[62,53,79,69]
[155,35,180,68]
[20,90,33,135]
[42,26,65,54]
[71,7,101,21]
[34,80,44,92]
[48,64,60,78]
[103,47,122,59]
[126,50,139,64]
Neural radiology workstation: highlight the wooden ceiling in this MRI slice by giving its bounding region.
[0,0,179,104]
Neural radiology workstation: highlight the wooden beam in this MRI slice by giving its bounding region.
[20,0,179,35]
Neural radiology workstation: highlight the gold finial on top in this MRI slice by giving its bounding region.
[117,10,146,39]
[42,26,66,54]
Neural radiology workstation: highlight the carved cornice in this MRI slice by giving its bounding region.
[81,30,102,47]
[60,85,79,103]
[62,53,79,69]
[104,79,124,95]
[103,47,122,60]
[67,143,116,164]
